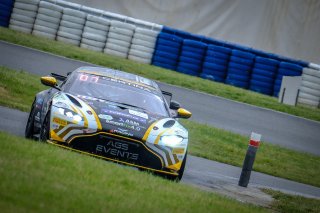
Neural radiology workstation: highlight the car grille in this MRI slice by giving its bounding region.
[68,132,163,170]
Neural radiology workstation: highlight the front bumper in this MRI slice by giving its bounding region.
[49,132,179,176]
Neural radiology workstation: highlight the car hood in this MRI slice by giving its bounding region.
[52,92,188,141]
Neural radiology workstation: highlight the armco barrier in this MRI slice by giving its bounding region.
[0,0,14,27]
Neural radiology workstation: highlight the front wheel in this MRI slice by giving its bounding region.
[25,102,36,139]
[39,111,50,142]
[177,153,187,180]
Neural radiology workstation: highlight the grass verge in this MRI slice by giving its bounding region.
[1,66,319,187]
[0,27,319,122]
[182,119,320,187]
[0,67,46,112]
[0,131,267,213]
[263,189,320,213]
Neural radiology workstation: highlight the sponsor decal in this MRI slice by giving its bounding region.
[105,120,140,131]
[98,114,113,121]
[119,118,140,127]
[153,126,159,130]
[53,117,67,126]
[87,110,92,115]
[110,128,134,137]
[129,109,148,119]
[96,142,139,160]
[106,77,152,92]
[101,109,147,123]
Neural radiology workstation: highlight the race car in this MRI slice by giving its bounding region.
[25,66,191,180]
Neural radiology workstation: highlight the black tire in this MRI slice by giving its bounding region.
[39,111,50,142]
[25,102,36,139]
[177,153,187,180]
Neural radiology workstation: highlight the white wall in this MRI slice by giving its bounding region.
[67,0,320,64]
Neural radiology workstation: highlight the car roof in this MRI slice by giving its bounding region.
[74,66,160,92]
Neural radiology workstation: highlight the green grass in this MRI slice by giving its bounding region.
[0,131,267,213]
[0,67,46,112]
[0,66,319,187]
[0,27,320,122]
[182,120,320,187]
[264,189,320,213]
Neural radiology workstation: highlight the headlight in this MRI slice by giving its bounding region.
[57,107,83,122]
[160,135,184,146]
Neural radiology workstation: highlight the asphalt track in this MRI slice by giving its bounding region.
[0,106,319,202]
[0,41,319,156]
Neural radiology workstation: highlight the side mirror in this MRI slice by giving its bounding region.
[170,100,181,110]
[176,108,192,119]
[40,76,60,90]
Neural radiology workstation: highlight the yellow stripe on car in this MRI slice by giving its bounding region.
[142,121,158,142]
[50,130,64,142]
[154,129,170,145]
[167,161,182,171]
[84,102,102,131]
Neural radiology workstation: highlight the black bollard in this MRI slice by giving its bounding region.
[238,132,261,187]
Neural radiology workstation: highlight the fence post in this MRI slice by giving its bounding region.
[238,132,261,187]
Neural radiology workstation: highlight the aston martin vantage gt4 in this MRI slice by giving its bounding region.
[25,67,191,180]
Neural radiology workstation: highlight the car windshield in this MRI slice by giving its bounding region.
[66,72,169,116]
